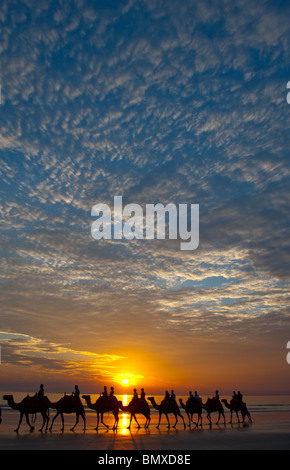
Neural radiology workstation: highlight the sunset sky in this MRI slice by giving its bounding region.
[0,0,290,396]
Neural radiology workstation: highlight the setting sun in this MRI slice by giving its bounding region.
[122,378,129,385]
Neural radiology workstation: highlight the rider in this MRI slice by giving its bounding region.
[170,390,176,402]
[194,391,200,401]
[38,384,44,398]
[73,385,80,399]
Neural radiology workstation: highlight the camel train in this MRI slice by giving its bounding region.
[2,388,252,433]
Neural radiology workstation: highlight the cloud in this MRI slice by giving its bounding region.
[0,0,289,391]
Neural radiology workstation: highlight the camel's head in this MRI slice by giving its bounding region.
[3,394,12,401]
[82,395,90,400]
[221,399,227,403]
[147,396,154,402]
[179,398,184,404]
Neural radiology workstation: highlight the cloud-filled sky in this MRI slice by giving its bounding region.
[0,0,290,395]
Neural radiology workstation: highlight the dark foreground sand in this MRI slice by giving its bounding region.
[0,408,289,450]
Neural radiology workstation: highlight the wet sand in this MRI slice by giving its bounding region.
[0,408,289,450]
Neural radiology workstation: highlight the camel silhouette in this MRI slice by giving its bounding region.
[179,398,203,427]
[3,394,50,432]
[148,397,186,429]
[221,399,252,424]
[82,395,119,430]
[49,394,86,431]
[118,398,151,429]
[203,398,225,425]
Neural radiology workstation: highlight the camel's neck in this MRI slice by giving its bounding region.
[149,398,160,410]
[223,401,230,409]
[119,403,128,412]
[84,398,94,409]
[49,401,59,408]
[7,397,20,410]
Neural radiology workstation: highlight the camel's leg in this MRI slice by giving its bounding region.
[132,413,140,428]
[94,412,100,430]
[217,411,225,425]
[197,413,202,427]
[25,413,34,432]
[60,412,65,431]
[207,412,212,426]
[127,414,133,429]
[82,412,86,430]
[113,412,119,430]
[145,414,151,428]
[100,413,109,429]
[165,413,171,429]
[39,412,46,432]
[45,412,50,431]
[236,411,240,423]
[190,413,197,427]
[71,413,79,431]
[172,413,178,428]
[14,412,24,432]
[49,411,60,431]
[179,412,186,429]
[147,414,151,428]
[216,411,220,424]
[156,411,162,429]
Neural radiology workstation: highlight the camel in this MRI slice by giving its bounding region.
[203,398,225,425]
[3,394,50,432]
[147,397,186,429]
[179,398,203,428]
[118,398,151,429]
[221,399,252,424]
[49,394,86,431]
[82,395,119,430]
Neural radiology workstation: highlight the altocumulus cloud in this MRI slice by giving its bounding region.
[0,0,289,389]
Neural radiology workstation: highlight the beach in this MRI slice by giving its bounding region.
[0,394,289,450]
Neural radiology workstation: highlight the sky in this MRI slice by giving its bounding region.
[0,0,290,396]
